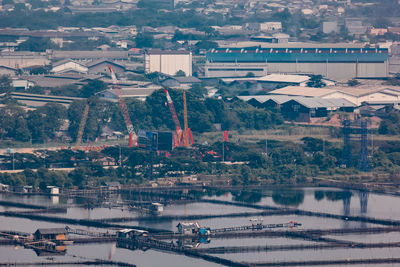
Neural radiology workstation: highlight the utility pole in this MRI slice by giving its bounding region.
[119,145,122,167]
[265,139,268,156]
[222,141,225,162]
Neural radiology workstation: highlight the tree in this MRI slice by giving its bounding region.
[0,105,26,140]
[0,75,12,94]
[30,66,49,75]
[379,112,400,135]
[307,75,326,88]
[189,84,207,98]
[347,79,359,86]
[175,70,186,77]
[2,0,14,5]
[14,118,30,142]
[386,73,400,86]
[134,33,154,48]
[80,80,107,98]
[194,40,218,54]
[18,37,57,52]
[27,103,67,142]
[245,72,255,77]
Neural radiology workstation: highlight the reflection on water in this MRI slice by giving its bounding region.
[0,187,396,267]
[209,188,371,218]
[231,191,263,203]
[272,189,305,207]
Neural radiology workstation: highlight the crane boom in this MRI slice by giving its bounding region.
[183,90,189,147]
[74,100,90,150]
[108,65,136,147]
[163,88,182,145]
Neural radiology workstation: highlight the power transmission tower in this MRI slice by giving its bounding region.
[341,120,352,168]
[358,120,369,171]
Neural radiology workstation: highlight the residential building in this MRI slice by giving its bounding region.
[322,21,339,34]
[260,22,282,32]
[345,19,367,35]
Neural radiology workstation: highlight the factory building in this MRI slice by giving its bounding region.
[205,47,389,80]
[144,49,192,76]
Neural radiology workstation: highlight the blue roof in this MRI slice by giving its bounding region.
[206,47,389,63]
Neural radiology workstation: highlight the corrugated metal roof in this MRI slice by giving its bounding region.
[145,49,190,55]
[35,228,67,235]
[323,86,400,97]
[237,95,292,104]
[207,47,388,63]
[257,74,310,83]
[268,86,337,97]
[170,76,201,83]
[216,41,366,49]
[288,97,355,108]
[85,59,127,69]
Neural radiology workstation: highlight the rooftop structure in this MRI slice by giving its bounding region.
[10,92,85,108]
[267,85,400,106]
[206,47,389,79]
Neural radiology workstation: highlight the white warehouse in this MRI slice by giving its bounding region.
[144,49,192,76]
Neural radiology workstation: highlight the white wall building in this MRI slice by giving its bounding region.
[144,50,192,76]
[260,22,282,32]
[51,59,88,74]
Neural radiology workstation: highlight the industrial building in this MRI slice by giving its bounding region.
[10,92,84,107]
[280,97,355,122]
[205,47,389,79]
[221,74,335,90]
[236,95,355,122]
[268,86,400,106]
[144,49,192,76]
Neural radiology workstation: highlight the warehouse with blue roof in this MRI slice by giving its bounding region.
[205,47,389,79]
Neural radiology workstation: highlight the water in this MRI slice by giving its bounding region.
[217,247,400,263]
[1,187,400,266]
[205,187,400,219]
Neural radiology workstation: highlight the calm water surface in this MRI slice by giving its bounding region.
[0,187,399,266]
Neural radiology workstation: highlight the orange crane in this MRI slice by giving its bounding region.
[108,65,136,147]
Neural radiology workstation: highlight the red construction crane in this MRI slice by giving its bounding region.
[163,88,183,147]
[183,90,193,147]
[222,130,229,142]
[108,65,136,147]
